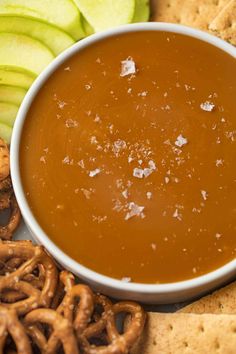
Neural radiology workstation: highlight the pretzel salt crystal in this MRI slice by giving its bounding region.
[0,306,32,354]
[0,241,58,314]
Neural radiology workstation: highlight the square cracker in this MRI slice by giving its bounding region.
[209,0,236,45]
[131,313,236,353]
[151,0,230,30]
[179,281,236,314]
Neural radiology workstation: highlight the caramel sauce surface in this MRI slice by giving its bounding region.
[20,31,236,283]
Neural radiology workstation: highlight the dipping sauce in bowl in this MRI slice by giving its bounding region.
[20,30,236,284]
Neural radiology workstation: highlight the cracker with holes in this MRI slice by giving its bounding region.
[131,313,236,353]
[209,0,236,45]
[151,0,230,30]
[179,281,236,314]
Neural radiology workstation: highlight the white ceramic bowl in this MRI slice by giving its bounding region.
[11,22,236,304]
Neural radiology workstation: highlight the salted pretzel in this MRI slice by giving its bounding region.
[0,193,21,240]
[80,297,146,354]
[0,138,10,182]
[24,308,78,354]
[0,306,32,354]
[24,271,94,353]
[0,176,12,193]
[0,241,58,315]
[54,272,145,354]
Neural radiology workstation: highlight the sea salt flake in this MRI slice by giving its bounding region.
[133,168,144,179]
[125,202,145,221]
[128,156,134,163]
[143,168,153,178]
[57,100,67,109]
[138,91,148,97]
[200,101,215,112]
[85,84,92,90]
[173,208,182,221]
[121,277,132,283]
[62,156,73,165]
[216,233,222,240]
[92,215,107,223]
[89,168,100,177]
[94,114,101,123]
[146,192,152,199]
[77,160,85,169]
[65,119,78,128]
[122,189,129,199]
[216,159,223,167]
[165,177,170,184]
[90,136,98,144]
[113,139,127,154]
[81,188,92,199]
[151,243,157,250]
[40,156,46,164]
[148,160,156,170]
[201,190,208,201]
[175,134,188,147]
[120,58,136,77]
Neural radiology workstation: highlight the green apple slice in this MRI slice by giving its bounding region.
[0,0,84,40]
[81,15,94,36]
[133,0,150,22]
[0,15,75,56]
[73,0,135,32]
[0,66,36,90]
[0,122,12,143]
[0,101,18,126]
[0,33,54,75]
[0,85,26,106]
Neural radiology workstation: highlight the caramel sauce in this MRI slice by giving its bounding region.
[20,31,236,283]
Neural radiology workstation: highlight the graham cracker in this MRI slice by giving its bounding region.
[209,0,236,45]
[131,313,236,353]
[179,281,236,314]
[151,0,230,30]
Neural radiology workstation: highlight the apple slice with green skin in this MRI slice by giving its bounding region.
[0,122,12,143]
[133,0,150,22]
[81,15,94,36]
[0,66,36,90]
[0,15,75,56]
[0,0,84,40]
[0,102,18,126]
[0,85,26,106]
[0,33,54,76]
[73,0,135,32]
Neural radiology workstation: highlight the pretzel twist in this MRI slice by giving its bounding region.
[0,241,58,314]
[80,299,146,354]
[0,306,32,354]
[0,138,9,182]
[0,193,21,240]
[24,308,78,354]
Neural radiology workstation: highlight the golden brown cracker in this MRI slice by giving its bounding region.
[151,0,230,30]
[209,0,236,45]
[179,281,236,314]
[131,312,236,354]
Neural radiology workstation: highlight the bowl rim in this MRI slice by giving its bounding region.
[11,22,236,295]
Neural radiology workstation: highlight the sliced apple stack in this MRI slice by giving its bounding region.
[0,0,150,143]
